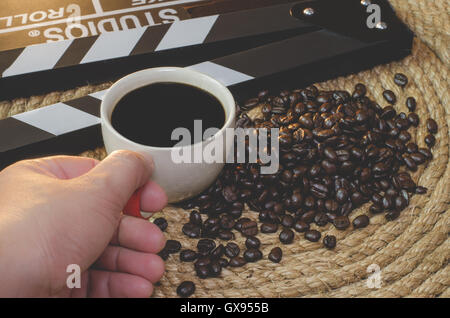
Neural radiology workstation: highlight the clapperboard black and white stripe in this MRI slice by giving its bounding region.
[0,0,413,168]
[0,2,307,79]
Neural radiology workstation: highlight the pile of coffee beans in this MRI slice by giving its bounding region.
[159,73,438,297]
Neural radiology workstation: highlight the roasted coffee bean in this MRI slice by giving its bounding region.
[410,152,426,164]
[180,83,435,268]
[208,260,222,277]
[415,186,428,194]
[395,173,416,191]
[351,192,365,206]
[406,97,416,112]
[405,154,419,171]
[407,113,419,127]
[203,217,220,236]
[279,229,295,244]
[424,134,436,147]
[220,215,235,230]
[153,217,168,231]
[385,210,400,221]
[321,160,337,174]
[210,244,225,259]
[218,230,235,241]
[341,203,353,217]
[418,148,432,159]
[261,222,278,233]
[305,230,321,242]
[245,236,261,249]
[426,119,438,134]
[394,73,408,87]
[300,210,316,223]
[189,210,203,226]
[396,118,410,130]
[382,196,393,209]
[224,243,240,258]
[333,215,350,230]
[369,204,383,214]
[180,249,198,262]
[258,210,269,222]
[395,196,407,212]
[324,147,338,161]
[298,114,314,129]
[336,188,349,203]
[177,281,195,297]
[158,250,170,261]
[281,215,295,228]
[353,83,367,98]
[386,188,398,197]
[400,189,410,204]
[314,212,328,226]
[294,102,307,115]
[230,202,244,219]
[371,193,383,206]
[293,220,309,233]
[267,211,281,224]
[182,223,201,238]
[323,235,337,249]
[310,182,328,198]
[380,179,391,190]
[273,203,285,214]
[381,106,396,119]
[164,240,181,254]
[229,256,247,267]
[373,162,389,174]
[352,215,370,229]
[293,128,308,143]
[243,98,259,111]
[398,131,411,143]
[244,248,263,262]
[194,257,211,270]
[234,218,251,232]
[406,142,419,154]
[383,90,397,104]
[195,265,210,279]
[325,199,339,213]
[303,197,316,210]
[319,102,332,113]
[355,109,369,123]
[290,192,304,207]
[222,186,239,203]
[268,247,283,263]
[197,239,216,255]
[240,220,258,237]
[399,111,408,119]
[315,129,335,140]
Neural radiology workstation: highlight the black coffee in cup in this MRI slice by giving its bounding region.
[111,83,225,147]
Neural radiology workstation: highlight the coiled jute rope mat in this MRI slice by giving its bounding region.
[0,0,448,297]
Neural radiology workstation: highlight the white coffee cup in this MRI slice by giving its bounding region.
[100,67,236,203]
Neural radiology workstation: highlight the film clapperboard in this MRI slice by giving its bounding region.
[0,0,413,169]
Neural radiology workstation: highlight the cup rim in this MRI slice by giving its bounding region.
[101,67,236,151]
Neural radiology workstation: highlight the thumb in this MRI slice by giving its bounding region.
[79,150,154,213]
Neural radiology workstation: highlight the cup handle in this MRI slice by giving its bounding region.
[123,187,144,218]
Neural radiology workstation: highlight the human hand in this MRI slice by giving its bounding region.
[0,150,168,298]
